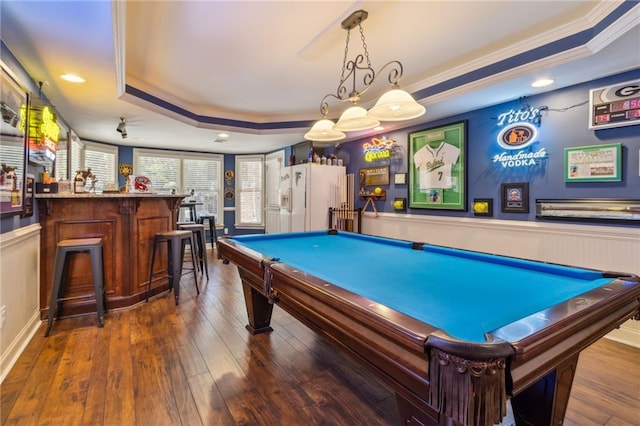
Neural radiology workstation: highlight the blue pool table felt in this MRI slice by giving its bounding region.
[233,232,611,342]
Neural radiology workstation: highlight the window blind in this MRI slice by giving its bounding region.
[235,155,264,227]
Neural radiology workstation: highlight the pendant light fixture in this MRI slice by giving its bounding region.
[305,10,425,141]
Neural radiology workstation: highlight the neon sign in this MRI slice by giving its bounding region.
[362,137,396,162]
[493,107,546,169]
[496,107,540,126]
[40,106,60,142]
[497,123,537,150]
[20,104,60,145]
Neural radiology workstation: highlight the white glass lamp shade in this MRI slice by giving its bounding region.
[333,106,380,132]
[304,119,346,142]
[368,89,426,121]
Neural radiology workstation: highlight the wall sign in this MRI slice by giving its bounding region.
[589,79,640,130]
[362,137,396,162]
[493,107,546,169]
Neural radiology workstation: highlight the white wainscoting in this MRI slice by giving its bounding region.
[0,224,42,383]
[361,213,640,348]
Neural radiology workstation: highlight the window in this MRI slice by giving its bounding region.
[82,141,117,185]
[0,136,25,183]
[133,150,180,192]
[70,135,82,179]
[53,138,67,181]
[183,157,222,218]
[134,149,223,224]
[235,155,264,228]
[53,133,117,187]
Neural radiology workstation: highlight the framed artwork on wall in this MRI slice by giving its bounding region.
[408,121,467,210]
[501,182,529,213]
[359,165,390,187]
[0,65,28,218]
[564,143,622,182]
[394,173,406,185]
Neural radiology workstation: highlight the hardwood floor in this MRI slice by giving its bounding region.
[2,249,639,425]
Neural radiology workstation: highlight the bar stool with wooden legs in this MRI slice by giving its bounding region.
[177,223,209,281]
[45,238,106,337]
[146,230,199,305]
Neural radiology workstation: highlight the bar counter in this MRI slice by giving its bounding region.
[36,192,187,318]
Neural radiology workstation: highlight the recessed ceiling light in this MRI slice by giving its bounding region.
[217,133,229,139]
[373,126,384,131]
[531,78,554,88]
[61,74,85,83]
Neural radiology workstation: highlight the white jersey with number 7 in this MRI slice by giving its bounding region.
[413,142,460,190]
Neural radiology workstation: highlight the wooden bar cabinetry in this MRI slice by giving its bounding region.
[37,193,186,318]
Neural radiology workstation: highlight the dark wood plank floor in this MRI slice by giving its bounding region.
[2,249,639,425]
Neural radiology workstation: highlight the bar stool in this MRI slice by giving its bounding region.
[177,223,209,281]
[179,203,198,223]
[197,213,218,250]
[146,230,199,305]
[45,238,106,337]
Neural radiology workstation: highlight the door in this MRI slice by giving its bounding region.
[265,151,285,233]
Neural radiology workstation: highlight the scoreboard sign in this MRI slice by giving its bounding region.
[589,79,640,130]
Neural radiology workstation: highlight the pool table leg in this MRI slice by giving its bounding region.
[241,281,274,334]
[511,352,579,425]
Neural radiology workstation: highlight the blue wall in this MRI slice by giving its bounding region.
[341,68,640,222]
[2,34,637,237]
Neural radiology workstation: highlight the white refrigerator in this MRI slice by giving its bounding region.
[279,163,346,233]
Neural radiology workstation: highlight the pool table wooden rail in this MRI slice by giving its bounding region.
[505,276,640,422]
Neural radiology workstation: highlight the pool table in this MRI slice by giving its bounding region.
[217,230,640,426]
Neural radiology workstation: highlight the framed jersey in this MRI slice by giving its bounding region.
[409,121,467,210]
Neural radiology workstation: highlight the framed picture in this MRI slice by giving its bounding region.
[359,165,390,187]
[394,173,406,185]
[564,143,622,182]
[501,183,529,213]
[0,65,28,218]
[409,121,467,210]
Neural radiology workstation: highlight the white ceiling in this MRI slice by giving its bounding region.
[1,1,639,154]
